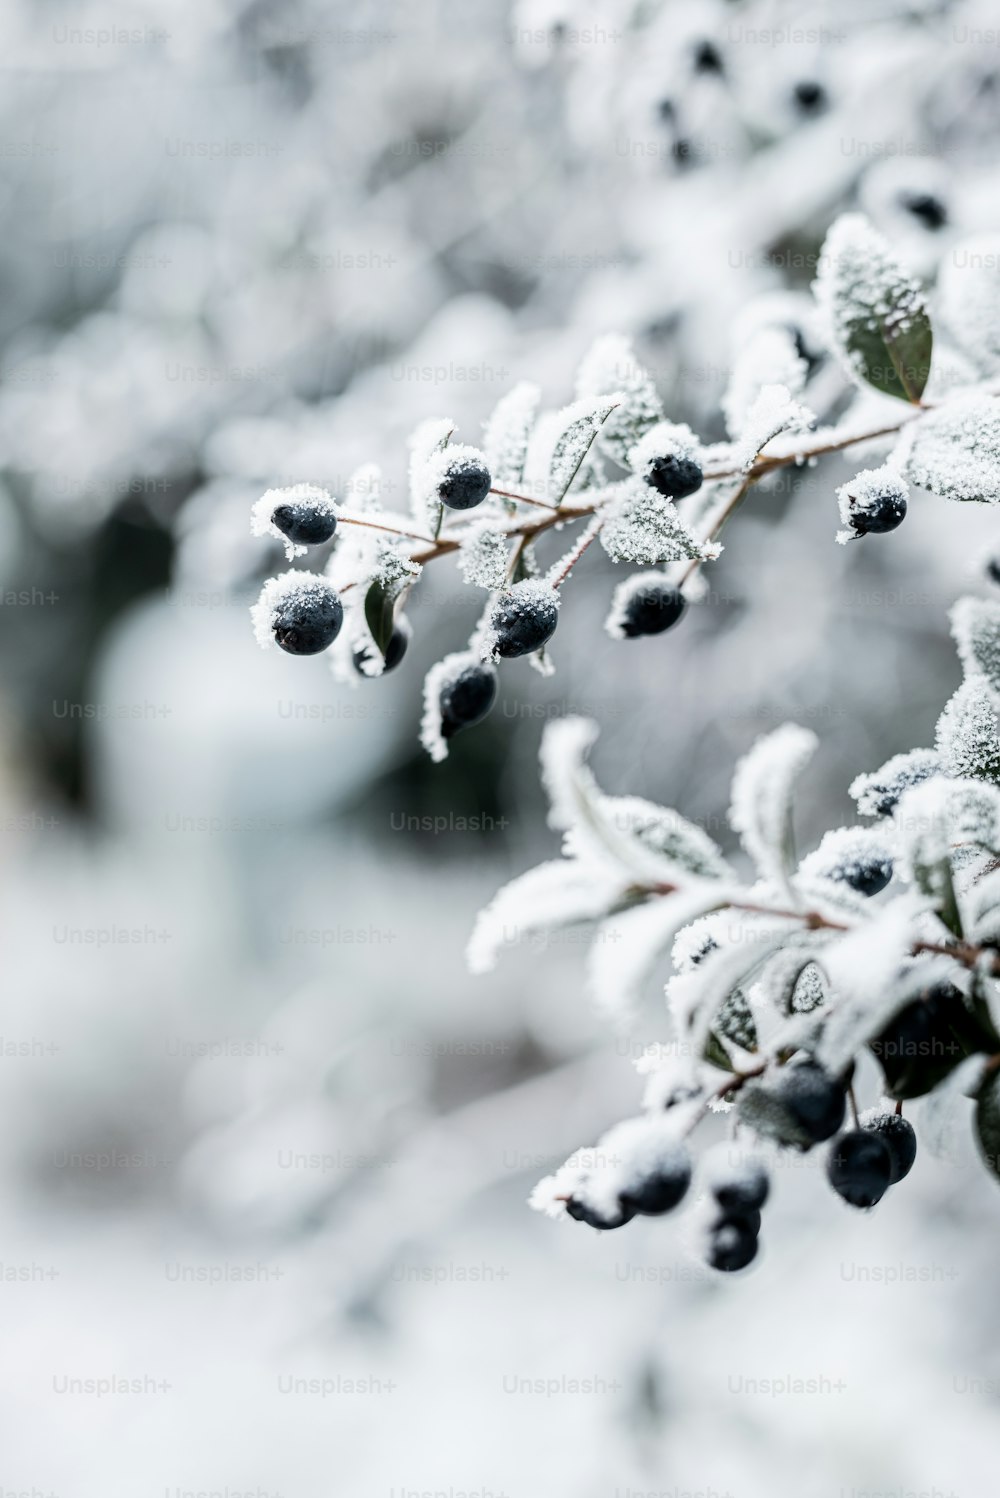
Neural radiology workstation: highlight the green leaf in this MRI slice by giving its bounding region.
[844,304,933,404]
[364,578,397,658]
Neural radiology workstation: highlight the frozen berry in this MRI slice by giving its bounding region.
[272,501,337,547]
[827,1130,893,1208]
[901,191,948,231]
[707,1218,758,1272]
[645,453,703,500]
[793,80,826,113]
[620,580,686,638]
[692,39,723,74]
[835,855,893,898]
[619,1155,692,1217]
[353,619,411,676]
[438,460,491,511]
[705,1154,770,1215]
[776,1059,846,1144]
[871,984,986,1100]
[565,1192,635,1231]
[986,555,1000,587]
[440,662,497,738]
[490,585,559,659]
[861,1111,917,1184]
[253,575,344,656]
[842,480,907,537]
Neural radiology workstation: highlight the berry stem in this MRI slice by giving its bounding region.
[548,515,605,588]
[337,513,434,545]
[489,486,560,511]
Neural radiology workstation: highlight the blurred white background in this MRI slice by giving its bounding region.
[3,0,1000,1493]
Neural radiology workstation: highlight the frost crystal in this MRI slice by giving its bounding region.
[906,395,1000,504]
[798,826,894,889]
[467,860,628,974]
[249,571,336,651]
[835,464,909,544]
[481,579,560,662]
[935,677,1000,782]
[575,335,663,470]
[523,396,620,503]
[950,595,1000,702]
[407,417,455,529]
[729,723,818,889]
[250,484,338,560]
[730,384,814,471]
[849,748,942,818]
[456,524,510,590]
[722,328,807,440]
[483,382,540,488]
[599,478,710,566]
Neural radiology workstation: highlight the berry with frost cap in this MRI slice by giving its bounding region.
[251,572,344,656]
[488,582,560,659]
[860,1110,917,1184]
[438,458,492,511]
[827,1130,893,1208]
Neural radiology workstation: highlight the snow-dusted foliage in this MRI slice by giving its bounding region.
[471,595,1000,1243]
[252,214,1000,763]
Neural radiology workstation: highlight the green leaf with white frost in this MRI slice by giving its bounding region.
[728,723,818,893]
[950,596,1000,702]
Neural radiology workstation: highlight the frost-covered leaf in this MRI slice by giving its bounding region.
[467,860,629,974]
[849,747,942,818]
[894,779,963,931]
[906,395,1000,504]
[363,576,397,657]
[668,921,793,1067]
[524,396,620,504]
[590,795,732,880]
[722,328,807,440]
[965,867,1000,945]
[483,382,540,488]
[729,724,818,891]
[575,334,663,470]
[950,596,1000,702]
[974,1067,1000,1184]
[456,524,510,590]
[587,889,727,1028]
[729,383,814,471]
[408,417,455,532]
[797,826,894,893]
[814,213,933,403]
[600,478,713,566]
[935,677,1000,782]
[919,1054,989,1163]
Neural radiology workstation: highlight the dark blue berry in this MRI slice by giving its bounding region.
[619,1157,691,1217]
[621,582,686,638]
[565,1193,635,1230]
[834,856,893,897]
[710,1162,769,1215]
[271,502,337,547]
[827,1131,892,1208]
[353,620,411,676]
[987,555,1000,588]
[862,1112,917,1184]
[776,1059,845,1144]
[870,984,984,1099]
[901,191,947,230]
[491,590,559,659]
[440,662,497,738]
[707,1219,758,1272]
[692,39,723,74]
[793,80,826,113]
[438,460,491,511]
[848,489,907,536]
[646,454,703,500]
[273,585,343,655]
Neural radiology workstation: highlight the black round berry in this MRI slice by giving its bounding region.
[793,80,826,113]
[645,454,703,500]
[273,586,343,655]
[271,502,337,547]
[440,662,498,738]
[620,581,686,638]
[710,1161,769,1216]
[707,1219,758,1272]
[565,1193,635,1231]
[438,460,491,511]
[775,1059,846,1144]
[986,555,1000,588]
[353,620,411,676]
[862,1112,917,1185]
[827,1130,893,1208]
[491,590,559,659]
[619,1156,691,1217]
[692,39,723,74]
[900,191,948,231]
[835,856,893,898]
[848,489,907,536]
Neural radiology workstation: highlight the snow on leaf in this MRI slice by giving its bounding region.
[483,381,540,488]
[797,826,895,890]
[575,335,663,470]
[668,923,793,1068]
[466,860,629,975]
[589,794,732,880]
[250,483,337,561]
[523,395,620,505]
[918,1054,989,1163]
[849,747,942,818]
[729,383,815,471]
[894,779,963,927]
[938,233,1000,376]
[587,888,730,1029]
[599,477,713,566]
[729,723,819,892]
[722,328,808,441]
[950,596,1000,702]
[456,523,510,590]
[814,213,933,403]
[906,394,1000,504]
[407,417,455,531]
[935,676,1000,782]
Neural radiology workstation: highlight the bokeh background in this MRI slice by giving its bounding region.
[4,0,1000,1493]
